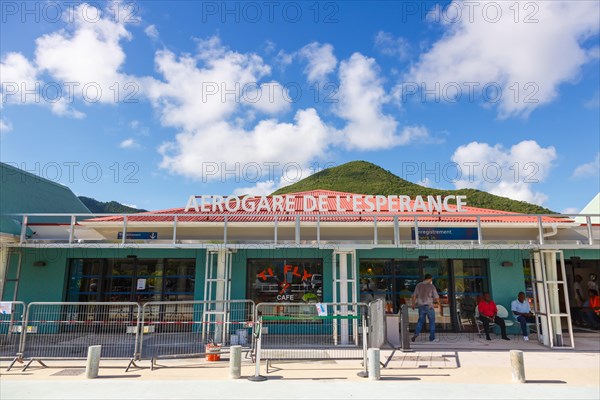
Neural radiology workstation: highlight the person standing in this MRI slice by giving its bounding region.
[573,275,585,307]
[587,273,599,292]
[511,292,536,341]
[477,292,510,341]
[411,274,440,343]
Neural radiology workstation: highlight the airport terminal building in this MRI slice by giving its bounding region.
[1,163,599,347]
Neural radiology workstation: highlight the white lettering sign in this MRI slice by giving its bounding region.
[184,195,468,213]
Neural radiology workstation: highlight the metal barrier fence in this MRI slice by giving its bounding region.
[139,300,255,369]
[251,302,369,378]
[1,301,26,369]
[14,302,141,371]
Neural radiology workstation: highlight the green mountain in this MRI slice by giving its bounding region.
[272,161,555,214]
[78,196,147,214]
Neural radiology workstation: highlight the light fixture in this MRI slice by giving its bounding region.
[33,261,46,267]
[501,261,513,267]
[418,255,429,261]
[126,255,138,259]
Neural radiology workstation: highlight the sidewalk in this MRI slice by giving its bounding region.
[1,333,599,399]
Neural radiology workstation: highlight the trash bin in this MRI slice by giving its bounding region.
[205,343,222,361]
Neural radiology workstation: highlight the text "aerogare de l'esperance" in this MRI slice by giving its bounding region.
[184,195,468,213]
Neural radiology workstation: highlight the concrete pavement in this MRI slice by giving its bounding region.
[1,333,599,399]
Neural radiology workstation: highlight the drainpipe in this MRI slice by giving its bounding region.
[537,224,558,244]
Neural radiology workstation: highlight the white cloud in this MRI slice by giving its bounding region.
[374,31,410,60]
[397,125,435,145]
[144,24,159,40]
[159,108,333,179]
[336,53,430,150]
[0,52,39,104]
[584,91,600,109]
[233,180,279,196]
[243,81,291,115]
[119,138,140,149]
[0,51,84,118]
[297,42,337,83]
[405,1,600,118]
[451,140,557,205]
[34,3,134,105]
[572,153,600,178]
[232,168,314,196]
[275,49,293,69]
[0,118,12,133]
[123,203,139,209]
[155,42,438,181]
[418,177,432,188]
[561,207,580,215]
[263,40,276,54]
[144,36,290,132]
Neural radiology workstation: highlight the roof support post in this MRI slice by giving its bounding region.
[413,216,419,246]
[537,216,544,245]
[19,215,28,244]
[317,216,321,247]
[223,215,228,245]
[586,216,593,246]
[393,216,399,246]
[373,216,378,245]
[274,216,278,244]
[122,215,128,245]
[476,216,483,245]
[68,215,76,244]
[172,215,178,244]
[295,216,300,245]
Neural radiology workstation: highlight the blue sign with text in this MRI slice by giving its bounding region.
[117,232,158,240]
[411,227,478,241]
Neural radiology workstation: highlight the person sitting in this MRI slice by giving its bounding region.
[477,292,510,341]
[581,289,600,330]
[511,292,536,341]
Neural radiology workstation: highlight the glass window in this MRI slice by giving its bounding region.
[247,259,323,303]
[67,259,104,302]
[164,259,196,301]
[360,258,489,332]
[66,258,196,303]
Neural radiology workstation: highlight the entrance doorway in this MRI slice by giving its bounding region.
[359,258,489,332]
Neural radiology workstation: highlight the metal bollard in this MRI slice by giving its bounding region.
[368,348,381,380]
[229,345,242,379]
[86,345,101,379]
[401,305,411,352]
[248,319,266,382]
[510,350,526,383]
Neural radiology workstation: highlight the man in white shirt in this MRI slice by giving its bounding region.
[411,274,441,343]
[511,292,535,341]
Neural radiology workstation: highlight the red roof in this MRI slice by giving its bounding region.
[83,190,571,225]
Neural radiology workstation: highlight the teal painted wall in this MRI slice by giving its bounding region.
[2,247,205,303]
[4,245,598,309]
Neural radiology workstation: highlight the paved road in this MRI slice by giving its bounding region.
[2,379,599,400]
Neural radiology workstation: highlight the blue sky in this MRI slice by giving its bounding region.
[1,1,599,213]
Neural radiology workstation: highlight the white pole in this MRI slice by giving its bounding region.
[229,345,242,379]
[510,350,526,383]
[86,345,102,379]
[368,348,381,380]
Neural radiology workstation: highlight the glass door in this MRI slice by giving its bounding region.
[453,259,489,332]
[108,260,136,302]
[421,259,453,331]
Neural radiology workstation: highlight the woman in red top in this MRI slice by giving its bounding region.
[582,289,600,329]
[477,292,510,341]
